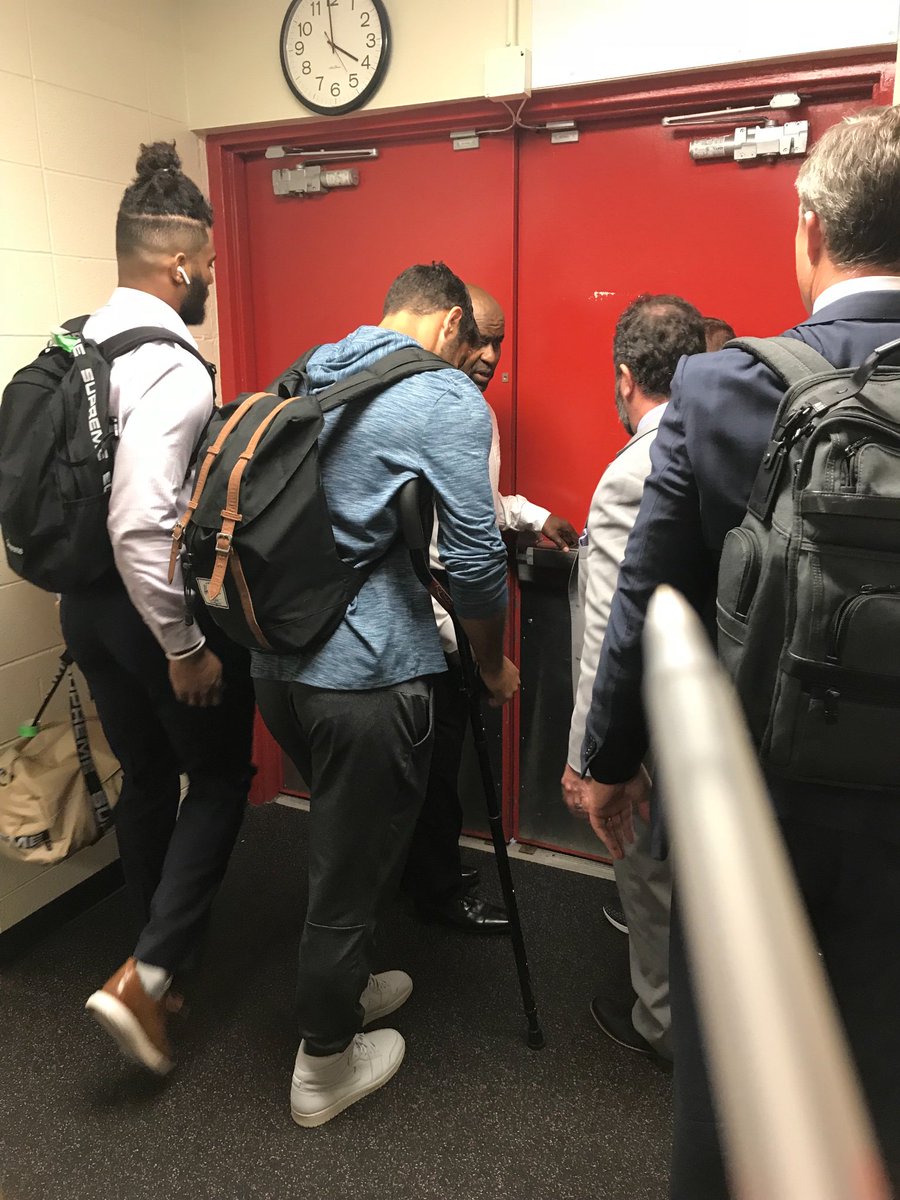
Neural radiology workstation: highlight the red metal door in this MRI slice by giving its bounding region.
[220,127,517,807]
[514,93,885,525]
[241,135,516,415]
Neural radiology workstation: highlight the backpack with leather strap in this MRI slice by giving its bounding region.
[716,334,900,790]
[0,318,215,593]
[169,346,450,655]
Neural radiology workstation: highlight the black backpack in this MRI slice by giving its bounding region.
[717,334,900,790]
[0,318,215,593]
[169,345,449,654]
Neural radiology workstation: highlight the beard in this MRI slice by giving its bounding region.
[179,275,210,326]
[615,379,633,435]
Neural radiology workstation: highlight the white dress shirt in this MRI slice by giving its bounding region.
[83,288,215,658]
[430,403,550,650]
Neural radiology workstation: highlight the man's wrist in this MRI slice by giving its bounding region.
[166,636,206,662]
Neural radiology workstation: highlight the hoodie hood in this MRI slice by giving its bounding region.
[305,325,427,390]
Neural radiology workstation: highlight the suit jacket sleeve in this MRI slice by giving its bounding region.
[581,362,718,782]
[567,441,649,771]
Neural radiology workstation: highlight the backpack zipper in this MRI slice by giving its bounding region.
[842,437,871,490]
[827,585,900,665]
[821,585,900,722]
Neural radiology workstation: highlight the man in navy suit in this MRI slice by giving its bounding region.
[570,106,900,1196]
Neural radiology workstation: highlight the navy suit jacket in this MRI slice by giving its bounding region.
[582,289,900,832]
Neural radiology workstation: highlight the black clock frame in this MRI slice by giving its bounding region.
[279,0,392,117]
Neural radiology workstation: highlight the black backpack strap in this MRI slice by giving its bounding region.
[727,336,834,389]
[268,345,322,398]
[97,326,217,399]
[317,348,450,413]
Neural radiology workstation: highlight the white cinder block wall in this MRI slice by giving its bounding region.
[0,0,218,926]
[0,0,219,747]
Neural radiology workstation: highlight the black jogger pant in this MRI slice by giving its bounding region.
[255,675,433,1056]
[401,657,469,906]
[60,577,256,975]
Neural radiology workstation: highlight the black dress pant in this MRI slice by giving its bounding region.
[254,675,433,1056]
[60,577,255,975]
[669,814,900,1198]
[401,657,469,906]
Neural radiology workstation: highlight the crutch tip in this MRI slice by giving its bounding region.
[527,1027,546,1050]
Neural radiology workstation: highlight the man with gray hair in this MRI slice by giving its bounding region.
[574,107,900,1195]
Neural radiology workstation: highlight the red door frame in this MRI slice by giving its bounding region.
[208,52,893,810]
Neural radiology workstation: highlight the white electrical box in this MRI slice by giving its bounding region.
[484,45,532,101]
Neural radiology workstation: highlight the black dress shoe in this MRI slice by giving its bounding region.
[426,891,510,934]
[460,867,480,889]
[589,993,656,1056]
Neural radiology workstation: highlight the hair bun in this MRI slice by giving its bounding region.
[134,141,182,182]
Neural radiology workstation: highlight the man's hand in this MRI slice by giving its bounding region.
[561,762,589,813]
[541,513,579,551]
[168,645,224,707]
[569,767,651,860]
[479,655,520,707]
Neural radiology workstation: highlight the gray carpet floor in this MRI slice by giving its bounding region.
[0,802,672,1200]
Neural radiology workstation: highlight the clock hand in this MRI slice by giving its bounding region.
[325,35,360,63]
[326,0,336,56]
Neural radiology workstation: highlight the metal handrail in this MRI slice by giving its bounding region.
[642,586,891,1200]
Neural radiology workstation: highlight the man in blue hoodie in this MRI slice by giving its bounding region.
[254,262,518,1127]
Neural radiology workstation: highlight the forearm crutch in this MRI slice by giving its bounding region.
[398,478,545,1050]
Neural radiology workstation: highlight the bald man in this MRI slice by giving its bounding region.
[402,286,578,933]
[464,287,579,549]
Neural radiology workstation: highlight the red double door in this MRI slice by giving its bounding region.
[211,55,892,855]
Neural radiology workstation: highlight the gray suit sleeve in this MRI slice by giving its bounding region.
[567,441,652,771]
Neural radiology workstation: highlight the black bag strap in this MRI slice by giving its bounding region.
[67,673,114,835]
[269,345,322,398]
[727,336,835,390]
[317,347,450,413]
[19,652,114,839]
[23,651,73,733]
[97,326,217,399]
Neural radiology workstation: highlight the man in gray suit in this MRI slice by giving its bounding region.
[564,295,706,1057]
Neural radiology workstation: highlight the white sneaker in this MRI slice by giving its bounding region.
[360,971,413,1026]
[290,1030,405,1127]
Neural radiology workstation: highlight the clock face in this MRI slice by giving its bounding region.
[279,0,391,116]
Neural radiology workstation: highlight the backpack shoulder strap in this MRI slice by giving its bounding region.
[268,345,322,398]
[317,348,450,413]
[97,326,217,398]
[727,336,835,390]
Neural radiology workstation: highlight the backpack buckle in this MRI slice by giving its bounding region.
[214,531,233,556]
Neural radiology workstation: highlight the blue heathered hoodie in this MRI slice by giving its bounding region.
[251,326,508,690]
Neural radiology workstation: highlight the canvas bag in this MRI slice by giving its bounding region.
[0,655,121,864]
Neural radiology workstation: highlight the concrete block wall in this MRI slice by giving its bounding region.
[0,0,218,927]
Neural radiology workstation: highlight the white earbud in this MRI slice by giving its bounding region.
[177,266,192,286]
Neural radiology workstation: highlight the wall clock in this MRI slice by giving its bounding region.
[280,0,392,116]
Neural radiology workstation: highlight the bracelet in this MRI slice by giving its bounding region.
[166,636,206,662]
